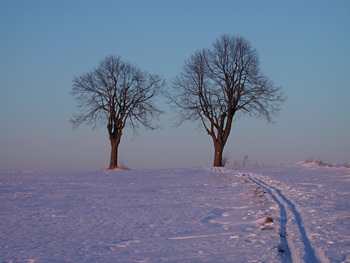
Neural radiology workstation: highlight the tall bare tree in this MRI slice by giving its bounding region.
[71,55,165,169]
[171,35,285,167]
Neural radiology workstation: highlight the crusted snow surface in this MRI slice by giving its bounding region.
[1,163,349,262]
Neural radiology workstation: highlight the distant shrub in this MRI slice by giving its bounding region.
[305,158,323,166]
[222,152,231,167]
[233,155,259,167]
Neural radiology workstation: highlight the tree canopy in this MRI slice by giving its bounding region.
[71,55,165,169]
[170,35,285,166]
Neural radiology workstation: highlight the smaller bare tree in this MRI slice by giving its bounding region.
[71,55,165,169]
[170,35,285,167]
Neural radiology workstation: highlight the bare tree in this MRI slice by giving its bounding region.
[171,35,285,167]
[71,55,165,169]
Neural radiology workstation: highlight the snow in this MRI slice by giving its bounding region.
[1,163,349,262]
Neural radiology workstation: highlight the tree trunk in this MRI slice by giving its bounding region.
[109,135,121,169]
[213,141,225,167]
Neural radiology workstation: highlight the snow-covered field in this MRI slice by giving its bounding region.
[1,162,349,263]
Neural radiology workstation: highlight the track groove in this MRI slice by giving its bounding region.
[244,173,321,263]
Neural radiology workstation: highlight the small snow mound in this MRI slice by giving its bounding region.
[102,167,130,172]
[299,160,350,169]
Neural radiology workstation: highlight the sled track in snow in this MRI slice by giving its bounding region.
[244,173,321,263]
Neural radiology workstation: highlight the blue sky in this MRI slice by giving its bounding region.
[1,0,349,171]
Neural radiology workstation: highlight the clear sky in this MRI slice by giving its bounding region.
[1,0,349,171]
